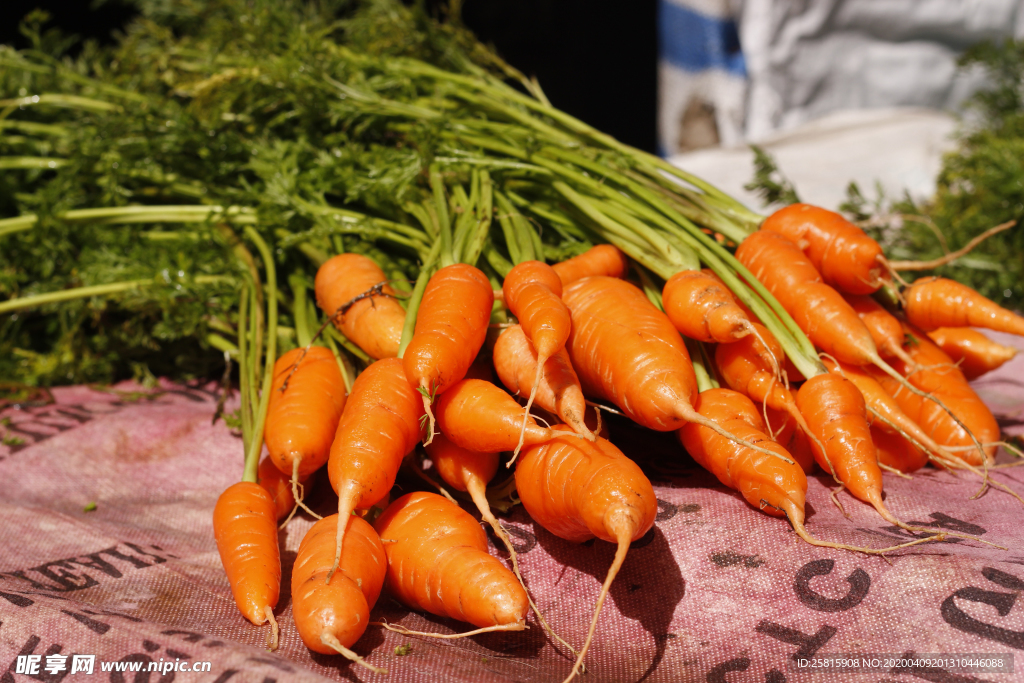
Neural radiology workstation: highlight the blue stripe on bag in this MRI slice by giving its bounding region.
[658,0,746,76]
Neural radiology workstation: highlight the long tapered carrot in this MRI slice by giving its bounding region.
[292,514,387,673]
[561,276,794,464]
[315,253,406,360]
[760,203,885,295]
[327,358,424,581]
[551,243,629,286]
[516,427,657,683]
[264,346,347,517]
[502,260,578,454]
[662,269,755,343]
[373,491,528,631]
[905,276,1024,336]
[403,263,494,444]
[927,327,1018,380]
[435,378,559,454]
[493,324,591,438]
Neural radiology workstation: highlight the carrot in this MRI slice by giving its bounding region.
[678,388,934,554]
[843,294,918,369]
[257,457,301,521]
[327,357,424,581]
[403,263,494,444]
[927,327,1018,380]
[872,426,928,474]
[516,427,657,683]
[315,253,406,360]
[662,269,755,343]
[292,513,387,673]
[493,324,591,439]
[435,378,559,454]
[904,277,1024,336]
[373,491,528,633]
[212,482,280,648]
[264,346,347,518]
[502,260,581,454]
[873,326,999,465]
[551,244,629,286]
[561,276,795,465]
[760,203,884,294]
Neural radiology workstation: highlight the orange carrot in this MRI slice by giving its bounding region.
[493,324,591,438]
[551,244,629,287]
[843,293,917,368]
[292,514,387,673]
[264,346,347,516]
[561,276,793,464]
[403,263,494,443]
[872,426,928,474]
[905,277,1024,336]
[760,203,884,294]
[257,457,301,520]
[315,253,406,359]
[502,260,580,453]
[327,357,424,579]
[662,269,754,343]
[517,427,657,683]
[373,491,528,632]
[435,378,558,454]
[927,327,1018,380]
[212,482,280,647]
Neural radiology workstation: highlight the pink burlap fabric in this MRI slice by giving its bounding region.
[2,333,1024,682]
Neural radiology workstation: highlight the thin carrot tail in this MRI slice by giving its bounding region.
[321,633,387,675]
[513,357,546,463]
[372,621,526,639]
[789,517,945,555]
[868,496,1006,550]
[466,479,580,662]
[421,392,436,446]
[290,458,322,522]
[327,486,358,584]
[877,461,913,479]
[264,605,279,651]
[747,322,782,384]
[562,530,630,683]
[677,404,797,466]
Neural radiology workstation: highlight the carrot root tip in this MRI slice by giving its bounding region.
[264,606,279,651]
[321,633,387,675]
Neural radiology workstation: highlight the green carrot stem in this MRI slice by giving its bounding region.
[237,283,253,454]
[291,274,312,348]
[0,275,229,314]
[462,170,493,267]
[483,243,514,278]
[429,163,454,267]
[0,93,121,113]
[242,226,278,484]
[398,240,443,358]
[0,157,66,170]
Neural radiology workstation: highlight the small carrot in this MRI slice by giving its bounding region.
[872,426,928,474]
[493,324,591,439]
[502,260,580,454]
[561,276,795,465]
[927,327,1018,380]
[257,457,301,521]
[314,253,406,360]
[517,427,657,683]
[904,277,1024,336]
[327,358,424,581]
[843,293,918,369]
[292,514,387,673]
[264,346,347,517]
[760,203,885,294]
[662,269,755,343]
[373,491,528,633]
[435,378,559,454]
[212,482,280,648]
[403,263,494,444]
[551,244,629,287]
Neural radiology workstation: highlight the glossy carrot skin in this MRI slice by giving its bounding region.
[552,244,629,287]
[872,426,928,474]
[264,346,347,479]
[213,482,280,626]
[562,276,698,431]
[315,253,405,359]
[715,322,792,411]
[425,433,499,494]
[493,325,589,435]
[760,203,884,295]
[404,263,494,397]
[503,260,570,359]
[873,327,998,464]
[257,458,301,520]
[795,374,883,506]
[292,514,387,653]
[327,358,424,511]
[516,427,656,543]
[928,327,1018,380]
[905,277,1024,336]
[374,492,528,628]
[662,269,751,343]
[844,294,907,360]
[679,389,807,518]
[736,230,878,366]
[435,378,555,453]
